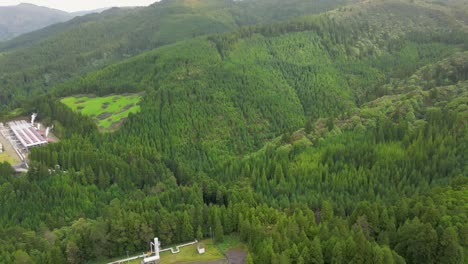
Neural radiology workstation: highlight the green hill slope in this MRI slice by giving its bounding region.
[0,0,352,110]
[36,0,465,171]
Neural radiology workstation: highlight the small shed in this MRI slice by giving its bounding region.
[197,243,205,254]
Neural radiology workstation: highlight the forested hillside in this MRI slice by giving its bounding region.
[44,0,467,171]
[0,0,467,263]
[0,0,351,110]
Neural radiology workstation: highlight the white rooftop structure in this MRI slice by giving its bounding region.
[197,243,205,254]
[8,120,47,149]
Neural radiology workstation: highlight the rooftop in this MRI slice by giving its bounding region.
[8,120,47,149]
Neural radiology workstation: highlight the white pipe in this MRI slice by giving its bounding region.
[160,239,198,254]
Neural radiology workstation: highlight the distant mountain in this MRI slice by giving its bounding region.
[0,3,72,41]
[71,7,110,17]
[0,3,109,41]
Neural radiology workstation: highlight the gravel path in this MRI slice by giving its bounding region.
[226,249,246,264]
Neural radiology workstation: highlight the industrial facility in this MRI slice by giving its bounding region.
[0,113,53,164]
[8,120,48,149]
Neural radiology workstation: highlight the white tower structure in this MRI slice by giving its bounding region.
[143,237,160,263]
[155,237,160,258]
[45,127,50,138]
[31,113,37,126]
[37,124,41,130]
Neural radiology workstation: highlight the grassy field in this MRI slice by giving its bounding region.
[61,94,142,131]
[215,235,245,255]
[158,239,225,264]
[0,152,17,164]
[0,134,20,165]
[102,239,226,264]
[98,234,247,264]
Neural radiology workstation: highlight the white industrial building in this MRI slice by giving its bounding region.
[8,120,48,149]
[0,114,51,166]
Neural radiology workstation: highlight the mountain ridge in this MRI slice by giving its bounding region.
[0,3,112,42]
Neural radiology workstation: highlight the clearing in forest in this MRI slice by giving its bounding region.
[101,236,246,264]
[0,152,18,164]
[0,133,21,165]
[61,94,142,131]
[157,239,225,264]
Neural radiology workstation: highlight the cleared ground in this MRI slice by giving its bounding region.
[0,133,20,165]
[158,239,225,264]
[103,240,224,264]
[101,236,246,264]
[61,94,142,131]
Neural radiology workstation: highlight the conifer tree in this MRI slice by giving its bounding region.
[321,201,334,223]
[331,241,343,264]
[246,252,254,264]
[437,227,463,264]
[214,213,224,243]
[196,225,203,241]
[310,237,324,264]
[181,212,194,242]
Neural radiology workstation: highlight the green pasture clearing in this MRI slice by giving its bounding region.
[0,134,20,165]
[61,94,142,131]
[158,239,225,264]
[215,235,245,254]
[102,239,226,264]
[0,153,17,164]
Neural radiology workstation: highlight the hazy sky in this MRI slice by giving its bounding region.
[0,0,157,12]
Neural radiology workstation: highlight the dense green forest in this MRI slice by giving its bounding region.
[0,0,467,263]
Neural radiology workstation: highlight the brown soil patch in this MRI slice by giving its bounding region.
[96,112,112,120]
[75,100,85,104]
[116,103,135,114]
[226,249,246,264]
[107,118,127,131]
[177,260,227,264]
[123,103,135,110]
